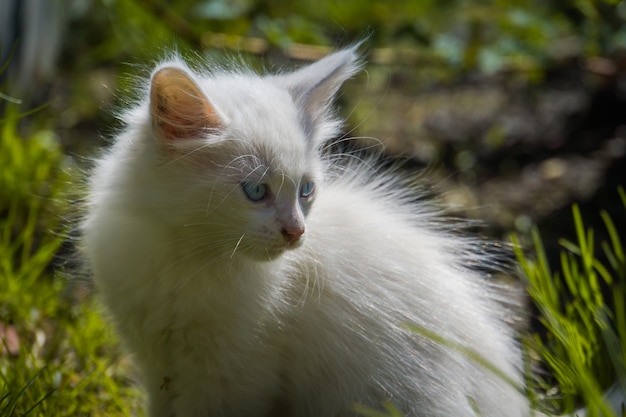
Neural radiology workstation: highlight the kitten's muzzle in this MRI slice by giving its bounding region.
[282,226,304,245]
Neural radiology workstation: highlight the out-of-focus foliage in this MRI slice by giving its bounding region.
[40,0,626,155]
[0,105,142,416]
[70,0,626,74]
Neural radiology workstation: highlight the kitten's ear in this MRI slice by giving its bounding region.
[149,66,223,141]
[280,44,363,130]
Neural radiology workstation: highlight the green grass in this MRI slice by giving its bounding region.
[0,107,142,416]
[0,102,623,416]
[513,193,626,417]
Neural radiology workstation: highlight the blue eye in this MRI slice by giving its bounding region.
[241,182,267,202]
[300,181,315,198]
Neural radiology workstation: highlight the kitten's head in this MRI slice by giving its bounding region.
[143,46,361,261]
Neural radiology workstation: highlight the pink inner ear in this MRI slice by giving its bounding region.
[150,67,222,141]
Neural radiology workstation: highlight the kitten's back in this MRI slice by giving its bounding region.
[276,161,528,416]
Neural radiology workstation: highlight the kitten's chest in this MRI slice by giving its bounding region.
[142,263,287,411]
[144,264,276,336]
[156,259,290,352]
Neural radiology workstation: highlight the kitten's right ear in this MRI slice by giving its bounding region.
[280,43,363,134]
[149,66,222,141]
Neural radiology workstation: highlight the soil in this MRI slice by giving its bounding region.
[343,56,626,267]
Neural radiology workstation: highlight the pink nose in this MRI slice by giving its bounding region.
[282,226,304,245]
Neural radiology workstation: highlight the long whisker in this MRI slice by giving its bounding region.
[230,234,245,259]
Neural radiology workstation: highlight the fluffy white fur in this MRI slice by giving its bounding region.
[81,45,531,416]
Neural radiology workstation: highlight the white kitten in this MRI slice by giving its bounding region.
[81,45,530,416]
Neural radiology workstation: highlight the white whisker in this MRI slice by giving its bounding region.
[230,234,245,259]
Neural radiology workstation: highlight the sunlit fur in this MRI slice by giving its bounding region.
[81,45,530,417]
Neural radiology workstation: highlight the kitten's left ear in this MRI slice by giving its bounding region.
[149,65,223,142]
[279,43,363,133]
